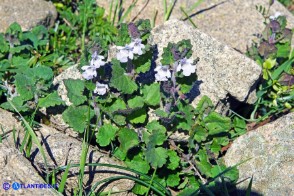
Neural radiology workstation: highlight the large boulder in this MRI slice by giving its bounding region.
[149,19,261,108]
[97,0,294,53]
[224,112,294,195]
[0,0,57,32]
[0,143,57,195]
[0,109,134,195]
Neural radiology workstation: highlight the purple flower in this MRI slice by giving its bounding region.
[155,65,171,81]
[176,58,196,76]
[116,45,134,63]
[81,65,97,80]
[81,51,106,80]
[94,82,109,95]
[129,38,145,55]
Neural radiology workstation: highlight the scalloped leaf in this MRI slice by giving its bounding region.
[14,73,35,101]
[64,79,87,106]
[62,105,94,133]
[38,92,64,108]
[110,60,138,94]
[118,128,139,153]
[142,83,160,106]
[145,145,168,168]
[204,112,231,135]
[96,124,119,147]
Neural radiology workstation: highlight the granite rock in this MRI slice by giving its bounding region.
[224,112,294,195]
[0,108,134,195]
[0,143,57,195]
[97,0,294,53]
[149,19,261,107]
[0,0,57,32]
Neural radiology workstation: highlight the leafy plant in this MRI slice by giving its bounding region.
[60,20,247,195]
[247,3,294,120]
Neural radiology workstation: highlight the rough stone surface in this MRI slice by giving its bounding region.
[149,19,261,106]
[0,109,134,195]
[0,0,57,32]
[97,0,294,53]
[0,143,57,195]
[224,112,294,195]
[53,64,83,106]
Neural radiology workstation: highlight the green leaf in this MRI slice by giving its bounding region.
[154,109,168,118]
[161,43,174,65]
[145,146,168,168]
[178,188,197,196]
[133,49,152,73]
[197,159,213,177]
[109,98,127,112]
[132,183,148,195]
[113,147,126,160]
[233,117,247,135]
[112,114,126,125]
[1,96,28,112]
[6,22,22,36]
[210,140,221,154]
[262,58,276,70]
[197,149,208,162]
[125,153,150,174]
[204,111,231,135]
[30,66,53,81]
[128,108,147,124]
[96,124,119,147]
[127,96,144,108]
[110,60,138,94]
[64,79,87,106]
[276,43,291,58]
[271,57,294,81]
[62,105,94,133]
[147,129,166,147]
[118,128,139,153]
[146,121,166,132]
[195,95,213,114]
[167,150,180,170]
[214,136,229,146]
[167,173,180,187]
[38,92,64,108]
[115,23,131,46]
[0,34,9,53]
[142,83,160,106]
[193,126,208,142]
[135,59,151,73]
[14,73,35,101]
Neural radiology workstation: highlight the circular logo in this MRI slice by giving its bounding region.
[2,182,10,190]
[12,182,20,190]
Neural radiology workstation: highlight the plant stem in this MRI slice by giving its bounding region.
[145,168,157,196]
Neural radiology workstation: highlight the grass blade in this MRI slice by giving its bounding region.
[108,0,114,22]
[88,175,166,196]
[118,0,139,24]
[163,0,167,19]
[8,99,49,181]
[271,57,294,81]
[180,6,197,28]
[187,0,203,13]
[165,0,175,21]
[49,162,169,195]
[145,168,157,196]
[151,9,158,28]
[58,161,72,193]
[245,176,253,196]
[112,0,119,25]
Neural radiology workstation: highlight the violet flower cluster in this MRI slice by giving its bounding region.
[155,58,196,82]
[116,38,145,63]
[81,39,145,95]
